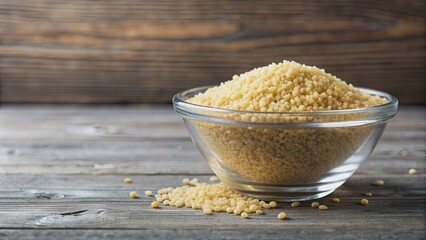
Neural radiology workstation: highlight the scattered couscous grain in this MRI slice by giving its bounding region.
[360,199,369,206]
[408,168,417,175]
[129,191,138,198]
[311,202,320,208]
[372,180,384,186]
[145,191,153,197]
[262,203,271,209]
[151,201,160,208]
[203,208,212,215]
[318,205,328,210]
[256,210,263,215]
[332,198,340,203]
[291,202,300,208]
[214,206,222,212]
[189,178,199,185]
[209,176,219,182]
[187,60,387,184]
[364,192,373,197]
[241,212,249,218]
[269,201,277,208]
[182,178,190,185]
[175,201,184,208]
[123,178,133,184]
[249,204,258,212]
[277,212,287,220]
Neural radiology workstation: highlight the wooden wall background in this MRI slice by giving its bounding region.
[0,0,424,104]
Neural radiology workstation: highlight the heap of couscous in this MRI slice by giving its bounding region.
[185,61,388,184]
[188,61,386,112]
[152,179,277,218]
[127,177,373,219]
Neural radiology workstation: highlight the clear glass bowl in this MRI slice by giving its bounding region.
[172,86,398,201]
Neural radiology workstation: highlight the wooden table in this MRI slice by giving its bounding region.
[0,105,425,239]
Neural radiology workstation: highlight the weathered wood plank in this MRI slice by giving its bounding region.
[0,122,423,141]
[0,0,424,104]
[1,229,425,240]
[0,106,424,175]
[0,139,424,175]
[0,192,425,228]
[0,174,424,200]
[0,105,424,141]
[0,198,424,229]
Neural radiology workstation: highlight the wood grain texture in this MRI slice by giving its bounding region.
[0,105,425,239]
[1,229,425,240]
[0,198,424,229]
[0,0,425,104]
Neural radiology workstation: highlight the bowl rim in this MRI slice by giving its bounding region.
[172,85,398,126]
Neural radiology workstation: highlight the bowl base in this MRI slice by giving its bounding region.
[221,179,345,202]
[238,189,335,202]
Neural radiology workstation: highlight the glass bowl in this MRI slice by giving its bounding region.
[172,86,398,201]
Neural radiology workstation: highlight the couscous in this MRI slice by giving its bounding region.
[186,61,388,184]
